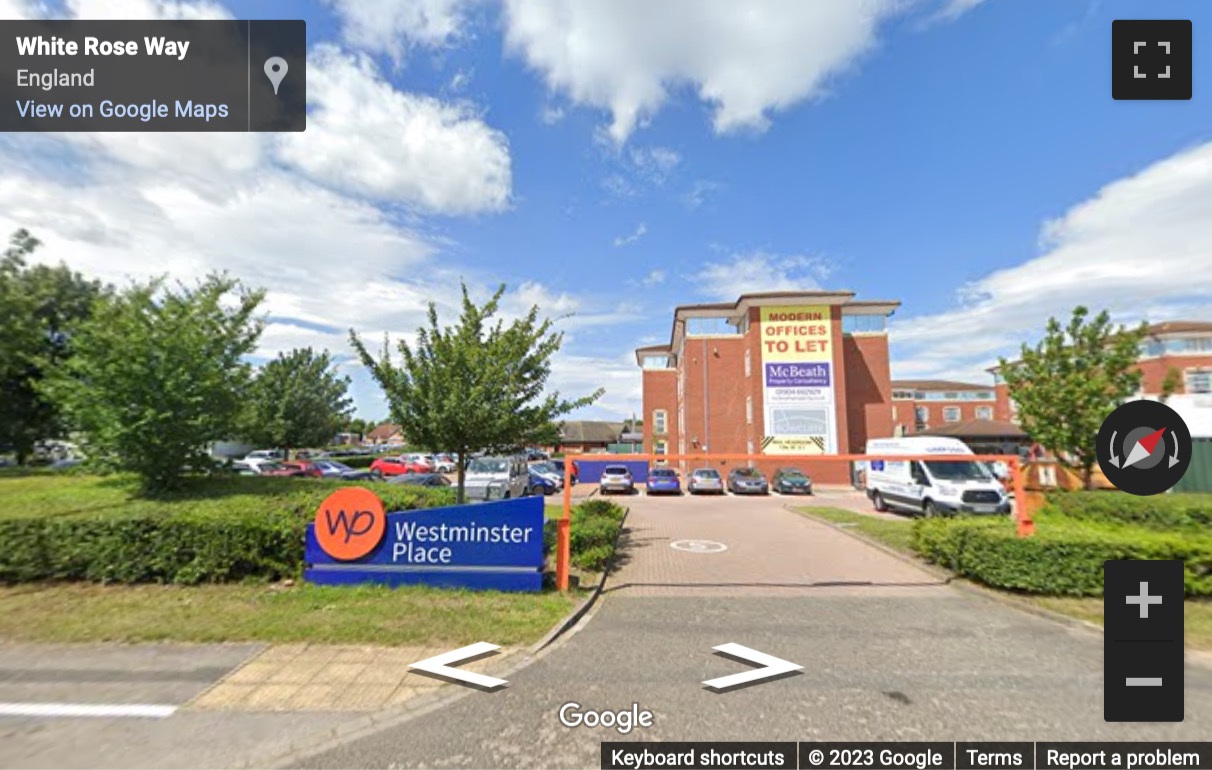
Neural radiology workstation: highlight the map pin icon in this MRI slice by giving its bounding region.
[264,57,288,95]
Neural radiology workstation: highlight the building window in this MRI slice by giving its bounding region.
[686,316,740,336]
[641,355,672,369]
[892,389,914,400]
[976,406,993,420]
[915,406,929,425]
[653,410,668,435]
[1186,369,1212,394]
[744,348,751,377]
[943,406,961,422]
[746,396,753,425]
[654,439,668,460]
[842,314,886,333]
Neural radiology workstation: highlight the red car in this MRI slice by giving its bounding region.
[282,460,323,478]
[369,456,428,476]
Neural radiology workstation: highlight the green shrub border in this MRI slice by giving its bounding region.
[912,515,1212,597]
[543,499,628,574]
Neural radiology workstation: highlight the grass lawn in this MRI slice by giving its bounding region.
[797,506,1212,652]
[797,506,915,553]
[0,582,580,646]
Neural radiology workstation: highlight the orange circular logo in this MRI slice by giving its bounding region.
[314,487,385,561]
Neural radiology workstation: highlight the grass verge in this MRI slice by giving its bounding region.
[0,582,580,646]
[796,506,1212,652]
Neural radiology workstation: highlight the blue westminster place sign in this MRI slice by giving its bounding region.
[304,487,545,592]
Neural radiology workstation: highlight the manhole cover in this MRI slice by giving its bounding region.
[669,539,728,553]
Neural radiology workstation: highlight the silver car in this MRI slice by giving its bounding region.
[688,468,724,494]
[599,465,634,495]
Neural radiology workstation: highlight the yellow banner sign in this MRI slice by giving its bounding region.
[759,305,831,363]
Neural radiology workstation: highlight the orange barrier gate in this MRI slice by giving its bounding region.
[556,453,1033,592]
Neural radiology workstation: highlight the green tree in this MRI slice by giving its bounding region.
[0,230,107,464]
[1160,366,1182,404]
[998,306,1146,490]
[242,348,353,458]
[350,283,603,503]
[45,274,264,492]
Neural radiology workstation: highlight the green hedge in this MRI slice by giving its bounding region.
[912,516,1212,597]
[1044,490,1212,531]
[0,480,453,585]
[542,499,628,573]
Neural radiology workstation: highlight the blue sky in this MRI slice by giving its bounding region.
[4,0,1212,421]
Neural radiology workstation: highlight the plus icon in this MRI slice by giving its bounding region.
[1126,581,1164,619]
[1112,20,1192,100]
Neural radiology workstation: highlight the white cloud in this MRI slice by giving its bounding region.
[891,141,1212,382]
[629,146,680,185]
[641,269,666,287]
[613,222,648,247]
[691,251,834,301]
[276,45,512,215]
[550,351,642,418]
[539,104,566,125]
[683,179,723,210]
[325,0,470,61]
[64,0,232,19]
[502,0,909,143]
[933,0,985,22]
[0,0,45,19]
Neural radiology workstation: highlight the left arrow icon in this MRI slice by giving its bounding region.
[702,643,803,692]
[408,642,508,691]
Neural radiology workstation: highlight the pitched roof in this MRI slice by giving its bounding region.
[559,421,625,444]
[891,379,992,392]
[366,423,403,441]
[1146,321,1212,336]
[918,419,1027,439]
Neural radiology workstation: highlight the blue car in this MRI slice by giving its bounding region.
[646,467,681,495]
[527,468,561,496]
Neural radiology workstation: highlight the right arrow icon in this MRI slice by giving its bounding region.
[702,643,803,692]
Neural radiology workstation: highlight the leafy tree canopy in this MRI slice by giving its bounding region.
[241,347,353,456]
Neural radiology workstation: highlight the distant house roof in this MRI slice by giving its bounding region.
[366,423,403,441]
[1146,321,1212,336]
[919,419,1028,439]
[559,421,625,444]
[891,379,992,392]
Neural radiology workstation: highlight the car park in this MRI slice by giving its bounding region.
[687,468,724,495]
[599,465,634,495]
[645,467,681,495]
[281,460,324,478]
[432,454,457,473]
[254,461,306,477]
[548,459,578,484]
[727,467,769,495]
[771,467,813,495]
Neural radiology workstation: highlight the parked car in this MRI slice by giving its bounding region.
[646,467,681,495]
[244,449,284,462]
[528,461,563,486]
[308,459,381,481]
[406,454,435,471]
[527,468,561,496]
[525,448,549,461]
[255,461,306,477]
[463,455,529,500]
[727,467,769,495]
[389,473,451,487]
[687,468,724,495]
[599,465,634,495]
[280,460,324,478]
[432,454,457,473]
[370,456,428,476]
[771,467,813,495]
[549,459,578,484]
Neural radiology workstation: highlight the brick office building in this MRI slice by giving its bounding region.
[890,380,999,436]
[635,291,899,485]
[991,321,1212,421]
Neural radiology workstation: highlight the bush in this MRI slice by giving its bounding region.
[541,499,627,574]
[1044,490,1212,531]
[912,516,1212,597]
[0,477,452,585]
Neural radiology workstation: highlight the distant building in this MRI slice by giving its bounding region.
[890,380,999,436]
[556,421,626,453]
[992,321,1212,422]
[365,423,405,446]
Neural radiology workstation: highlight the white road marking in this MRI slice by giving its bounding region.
[0,702,178,718]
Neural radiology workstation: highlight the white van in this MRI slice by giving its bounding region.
[863,437,1009,517]
[462,455,529,501]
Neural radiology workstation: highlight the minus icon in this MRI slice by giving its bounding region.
[1126,677,1163,686]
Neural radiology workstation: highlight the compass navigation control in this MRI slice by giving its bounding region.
[1096,400,1192,496]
